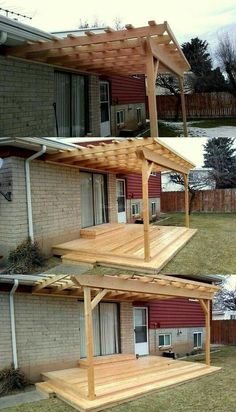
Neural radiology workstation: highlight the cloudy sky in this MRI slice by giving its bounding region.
[2,0,236,43]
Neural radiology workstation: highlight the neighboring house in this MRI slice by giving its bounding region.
[161,168,215,192]
[0,272,221,380]
[0,16,146,138]
[212,309,236,320]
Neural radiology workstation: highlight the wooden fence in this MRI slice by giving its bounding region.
[211,320,236,345]
[155,92,236,119]
[161,189,236,213]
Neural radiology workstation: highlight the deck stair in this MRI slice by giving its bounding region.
[80,223,125,239]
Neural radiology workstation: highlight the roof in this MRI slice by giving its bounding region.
[0,14,53,46]
[0,137,79,153]
[4,20,190,77]
[45,137,195,175]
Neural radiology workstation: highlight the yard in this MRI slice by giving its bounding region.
[158,212,236,274]
[1,347,236,412]
[143,118,236,137]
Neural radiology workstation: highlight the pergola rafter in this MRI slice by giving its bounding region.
[5,20,191,137]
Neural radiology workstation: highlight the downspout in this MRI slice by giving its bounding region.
[0,31,8,45]
[9,280,19,369]
[25,145,46,242]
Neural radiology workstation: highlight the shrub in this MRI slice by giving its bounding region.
[0,365,29,396]
[7,238,43,274]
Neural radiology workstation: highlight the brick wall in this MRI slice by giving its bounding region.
[0,56,100,137]
[149,327,205,357]
[0,157,118,258]
[120,302,134,354]
[0,56,55,137]
[0,293,12,368]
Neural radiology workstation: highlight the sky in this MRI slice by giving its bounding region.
[160,138,236,167]
[1,0,236,44]
[225,275,236,290]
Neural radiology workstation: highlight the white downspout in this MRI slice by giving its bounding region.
[9,280,19,369]
[25,145,46,242]
[0,31,8,45]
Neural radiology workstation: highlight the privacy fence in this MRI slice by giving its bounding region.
[161,189,236,213]
[211,320,236,345]
[155,92,236,119]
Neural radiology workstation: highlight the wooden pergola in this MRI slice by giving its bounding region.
[5,21,190,137]
[32,272,220,400]
[45,137,195,262]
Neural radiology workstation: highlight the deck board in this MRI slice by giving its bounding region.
[53,224,197,273]
[37,355,220,412]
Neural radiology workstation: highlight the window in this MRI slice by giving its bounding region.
[151,201,157,216]
[159,334,171,347]
[136,107,142,124]
[54,71,88,137]
[193,332,202,348]
[116,110,125,127]
[230,315,236,320]
[132,203,140,216]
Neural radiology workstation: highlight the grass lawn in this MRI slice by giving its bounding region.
[157,212,236,275]
[189,118,236,128]
[2,347,236,412]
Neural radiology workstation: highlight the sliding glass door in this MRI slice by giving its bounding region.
[79,302,120,358]
[54,71,87,136]
[80,172,108,228]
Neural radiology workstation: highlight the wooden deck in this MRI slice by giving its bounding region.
[36,355,220,412]
[53,224,197,273]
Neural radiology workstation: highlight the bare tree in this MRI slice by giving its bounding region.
[156,73,195,121]
[168,171,214,214]
[216,33,236,97]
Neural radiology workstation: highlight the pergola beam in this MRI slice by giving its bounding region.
[137,146,190,174]
[199,299,211,366]
[83,287,96,400]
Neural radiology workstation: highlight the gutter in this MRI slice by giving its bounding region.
[9,280,19,369]
[25,145,46,242]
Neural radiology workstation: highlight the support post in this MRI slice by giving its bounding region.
[183,173,189,228]
[84,287,96,400]
[142,159,151,261]
[178,76,188,137]
[205,299,211,366]
[146,55,158,137]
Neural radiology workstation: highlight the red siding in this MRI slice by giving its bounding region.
[102,75,146,105]
[120,173,161,199]
[146,298,205,329]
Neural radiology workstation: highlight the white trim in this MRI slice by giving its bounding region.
[116,178,127,223]
[158,333,172,348]
[193,331,203,349]
[133,307,149,356]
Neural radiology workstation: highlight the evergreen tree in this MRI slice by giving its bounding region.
[203,138,236,188]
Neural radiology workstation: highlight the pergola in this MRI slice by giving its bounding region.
[45,137,195,261]
[5,21,190,137]
[32,272,220,400]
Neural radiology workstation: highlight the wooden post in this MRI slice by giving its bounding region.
[199,299,211,366]
[146,55,158,137]
[205,299,211,366]
[178,76,188,137]
[84,287,96,400]
[183,173,189,228]
[142,159,150,261]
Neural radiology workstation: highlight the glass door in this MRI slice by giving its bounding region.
[134,307,149,356]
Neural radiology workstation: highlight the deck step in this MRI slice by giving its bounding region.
[80,223,125,239]
[79,354,136,368]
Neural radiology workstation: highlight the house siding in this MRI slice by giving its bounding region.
[148,298,205,328]
[0,156,117,258]
[0,56,100,137]
[106,75,146,105]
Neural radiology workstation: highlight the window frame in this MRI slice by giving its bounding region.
[193,331,202,349]
[136,107,142,125]
[131,202,140,216]
[158,333,172,347]
[116,109,125,127]
[151,201,157,216]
